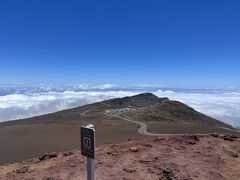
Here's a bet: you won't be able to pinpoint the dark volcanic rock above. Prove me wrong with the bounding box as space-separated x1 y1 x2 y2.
159 169 174 180
230 152 239 158
16 166 29 174
39 152 57 161
187 136 200 145
107 151 117 155
187 139 196 145
211 133 220 138
143 143 153 148
229 134 238 139
63 151 73 157
69 163 76 168
44 177 54 180
193 135 200 141
221 134 234 142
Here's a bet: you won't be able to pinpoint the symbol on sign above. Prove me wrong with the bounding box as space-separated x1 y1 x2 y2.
83 137 91 149
81 126 95 159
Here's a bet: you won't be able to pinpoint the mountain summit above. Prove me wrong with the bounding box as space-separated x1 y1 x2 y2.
104 93 231 128
104 93 166 107
0 93 238 165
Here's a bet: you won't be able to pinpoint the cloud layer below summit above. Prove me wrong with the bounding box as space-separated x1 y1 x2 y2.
0 85 239 128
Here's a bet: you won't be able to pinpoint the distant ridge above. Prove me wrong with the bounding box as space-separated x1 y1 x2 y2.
103 93 232 128
104 93 168 108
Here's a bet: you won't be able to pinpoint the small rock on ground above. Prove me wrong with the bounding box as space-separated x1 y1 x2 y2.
159 169 174 180
123 168 136 173
129 147 139 152
39 152 57 161
16 166 29 174
63 151 74 157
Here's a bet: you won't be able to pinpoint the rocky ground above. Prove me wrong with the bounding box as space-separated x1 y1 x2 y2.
1 134 240 180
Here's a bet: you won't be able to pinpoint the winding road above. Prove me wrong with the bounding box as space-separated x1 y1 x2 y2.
80 103 194 136
80 102 240 136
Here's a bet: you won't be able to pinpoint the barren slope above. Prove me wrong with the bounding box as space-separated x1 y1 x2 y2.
1 135 240 180
0 93 238 165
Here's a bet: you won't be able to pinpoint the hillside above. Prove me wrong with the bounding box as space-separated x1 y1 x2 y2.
133 101 229 126
0 93 239 165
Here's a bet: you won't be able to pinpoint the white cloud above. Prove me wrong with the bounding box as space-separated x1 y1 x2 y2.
70 84 115 90
157 90 174 93
0 90 139 122
94 84 114 89
0 87 239 128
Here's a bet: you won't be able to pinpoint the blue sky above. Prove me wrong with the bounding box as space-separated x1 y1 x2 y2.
0 0 240 88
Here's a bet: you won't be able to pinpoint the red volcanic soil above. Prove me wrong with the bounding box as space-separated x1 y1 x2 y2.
1 135 240 180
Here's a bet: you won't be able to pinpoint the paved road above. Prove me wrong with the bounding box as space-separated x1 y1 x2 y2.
80 103 167 136
80 102 240 136
80 103 192 136
110 114 172 136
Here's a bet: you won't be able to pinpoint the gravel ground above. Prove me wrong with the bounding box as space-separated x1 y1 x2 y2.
1 135 240 180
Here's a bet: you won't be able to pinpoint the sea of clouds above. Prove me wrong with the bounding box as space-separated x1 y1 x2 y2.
0 84 239 128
